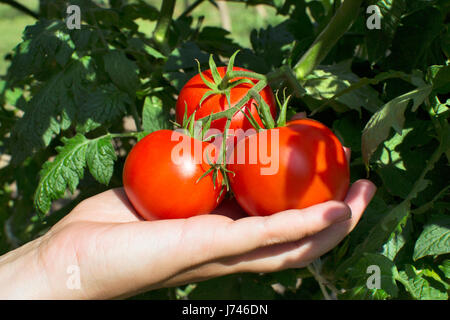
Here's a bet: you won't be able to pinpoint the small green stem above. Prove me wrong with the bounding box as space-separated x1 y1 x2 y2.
218 75 230 90
307 264 332 300
197 79 268 123
412 186 450 214
109 132 142 139
179 0 204 18
293 0 363 80
153 0 176 54
227 70 267 81
0 0 39 19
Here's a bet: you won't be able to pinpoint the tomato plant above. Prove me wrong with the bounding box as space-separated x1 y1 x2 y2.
228 119 349 216
123 129 223 220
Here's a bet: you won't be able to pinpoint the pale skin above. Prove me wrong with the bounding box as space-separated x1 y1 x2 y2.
0 145 376 299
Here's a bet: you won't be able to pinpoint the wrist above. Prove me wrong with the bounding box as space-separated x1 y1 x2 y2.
0 237 53 299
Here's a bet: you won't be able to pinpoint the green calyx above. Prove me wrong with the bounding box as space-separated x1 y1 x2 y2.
172 103 214 142
245 87 293 131
196 50 261 110
275 88 292 128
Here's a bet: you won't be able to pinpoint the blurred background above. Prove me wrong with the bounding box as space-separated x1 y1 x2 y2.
0 0 284 75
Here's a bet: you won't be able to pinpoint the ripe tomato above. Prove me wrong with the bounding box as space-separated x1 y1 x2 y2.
175 66 276 134
123 130 224 220
227 119 350 216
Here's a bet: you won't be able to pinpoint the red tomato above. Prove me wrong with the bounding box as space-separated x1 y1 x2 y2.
123 130 223 220
175 66 276 135
227 119 350 216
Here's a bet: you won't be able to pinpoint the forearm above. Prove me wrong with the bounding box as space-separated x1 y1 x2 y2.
0 238 52 299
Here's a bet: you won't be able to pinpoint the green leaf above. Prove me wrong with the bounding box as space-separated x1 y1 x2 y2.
314 70 420 115
197 26 240 57
103 50 139 96
438 260 450 279
337 200 411 277
381 212 411 261
163 42 210 91
86 136 116 186
34 133 118 213
10 58 90 164
413 215 450 261
127 38 165 60
361 85 432 165
365 0 406 63
142 96 170 133
442 28 450 59
375 125 432 199
164 41 209 72
341 285 390 300
77 84 131 133
332 112 362 152
385 6 445 72
421 265 450 291
34 134 90 214
303 60 383 114
249 20 300 71
120 2 159 21
397 264 448 300
345 253 399 299
8 20 74 82
0 81 23 107
70 27 96 51
428 65 450 94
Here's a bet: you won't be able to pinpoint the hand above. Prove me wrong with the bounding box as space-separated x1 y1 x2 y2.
0 153 375 299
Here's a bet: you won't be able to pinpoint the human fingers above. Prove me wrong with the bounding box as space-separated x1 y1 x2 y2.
160 180 376 286
225 179 377 271
343 147 351 163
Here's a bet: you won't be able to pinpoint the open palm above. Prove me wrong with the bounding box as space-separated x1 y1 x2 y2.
30 171 375 299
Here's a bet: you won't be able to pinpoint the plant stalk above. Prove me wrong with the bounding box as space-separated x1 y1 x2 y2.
153 0 176 55
293 0 363 80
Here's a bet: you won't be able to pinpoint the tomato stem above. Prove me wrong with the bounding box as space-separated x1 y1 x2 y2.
293 0 363 80
153 0 176 55
197 79 268 124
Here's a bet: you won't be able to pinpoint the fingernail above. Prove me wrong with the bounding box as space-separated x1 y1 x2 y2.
330 204 352 223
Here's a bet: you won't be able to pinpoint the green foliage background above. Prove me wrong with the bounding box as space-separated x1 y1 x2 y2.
0 0 449 300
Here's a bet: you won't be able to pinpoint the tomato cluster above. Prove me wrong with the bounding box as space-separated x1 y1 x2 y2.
123 57 349 220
